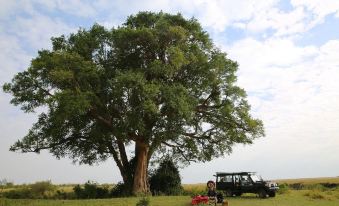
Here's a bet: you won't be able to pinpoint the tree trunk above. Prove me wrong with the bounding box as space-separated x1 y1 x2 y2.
132 141 150 195
120 169 134 195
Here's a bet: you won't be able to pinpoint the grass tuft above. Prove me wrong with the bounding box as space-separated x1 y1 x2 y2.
304 190 325 199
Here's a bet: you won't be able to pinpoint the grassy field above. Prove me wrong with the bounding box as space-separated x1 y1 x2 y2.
1 190 339 206
183 176 339 191
1 177 339 206
276 177 339 185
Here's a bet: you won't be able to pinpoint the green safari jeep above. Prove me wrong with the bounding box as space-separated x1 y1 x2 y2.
215 172 279 198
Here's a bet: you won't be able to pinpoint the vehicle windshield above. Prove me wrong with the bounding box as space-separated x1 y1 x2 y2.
251 174 263 182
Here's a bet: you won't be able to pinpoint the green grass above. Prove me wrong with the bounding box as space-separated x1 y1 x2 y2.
0 196 186 206
276 177 339 185
2 177 339 206
1 191 339 206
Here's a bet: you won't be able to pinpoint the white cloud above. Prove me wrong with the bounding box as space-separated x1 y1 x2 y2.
229 37 317 80
5 0 338 37
181 37 339 182
0 35 31 84
91 0 279 32
0 0 98 22
279 0 339 35
239 0 339 37
12 13 75 51
26 0 97 18
0 1 17 20
221 37 339 179
291 0 339 19
2 0 339 183
195 0 279 31
54 0 97 18
89 0 339 39
246 6 308 36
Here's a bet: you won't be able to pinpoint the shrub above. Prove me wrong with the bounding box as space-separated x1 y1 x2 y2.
304 190 325 199
83 181 98 198
3 181 55 199
320 183 338 189
30 181 55 198
289 183 304 190
136 196 150 206
277 183 290 194
73 181 109 199
55 189 75 199
3 187 33 199
111 182 129 197
335 192 339 199
73 184 83 198
304 184 327 191
96 186 110 198
149 159 183 196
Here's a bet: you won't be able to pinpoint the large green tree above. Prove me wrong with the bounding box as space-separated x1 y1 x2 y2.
3 12 264 195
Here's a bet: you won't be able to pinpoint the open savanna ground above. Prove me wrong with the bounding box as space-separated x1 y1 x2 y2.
1 177 339 206
276 177 339 185
1 190 339 206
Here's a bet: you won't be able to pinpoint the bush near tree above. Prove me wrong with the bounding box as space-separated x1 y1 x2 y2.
73 181 109 199
149 159 183 195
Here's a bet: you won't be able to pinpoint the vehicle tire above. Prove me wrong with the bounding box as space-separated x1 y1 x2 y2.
224 189 233 197
258 189 267 198
268 191 276 197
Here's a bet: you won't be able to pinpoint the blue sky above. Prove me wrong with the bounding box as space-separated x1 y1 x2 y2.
1 0 339 184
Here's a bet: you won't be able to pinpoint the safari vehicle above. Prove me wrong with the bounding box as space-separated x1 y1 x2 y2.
215 172 279 198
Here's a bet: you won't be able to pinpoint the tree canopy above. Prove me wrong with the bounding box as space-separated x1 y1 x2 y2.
3 12 264 194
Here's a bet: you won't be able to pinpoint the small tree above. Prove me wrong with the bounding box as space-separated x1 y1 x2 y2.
149 159 183 195
30 181 55 197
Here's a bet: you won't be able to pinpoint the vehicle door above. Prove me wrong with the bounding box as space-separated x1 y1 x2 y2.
216 175 233 191
233 174 241 192
239 174 254 193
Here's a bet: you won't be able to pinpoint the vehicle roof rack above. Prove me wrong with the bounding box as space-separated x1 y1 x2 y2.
215 172 256 175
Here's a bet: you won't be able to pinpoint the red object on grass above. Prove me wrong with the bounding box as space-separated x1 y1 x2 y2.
191 195 209 205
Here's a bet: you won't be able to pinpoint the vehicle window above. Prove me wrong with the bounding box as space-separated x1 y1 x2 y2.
217 176 225 182
234 175 241 186
217 175 232 182
240 175 252 186
225 175 233 183
218 176 223 182
251 175 262 182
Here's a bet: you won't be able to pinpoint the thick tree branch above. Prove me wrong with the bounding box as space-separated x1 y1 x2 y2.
89 108 113 129
161 141 196 162
116 139 129 168
38 86 53 97
107 143 124 171
12 136 74 153
195 89 221 111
